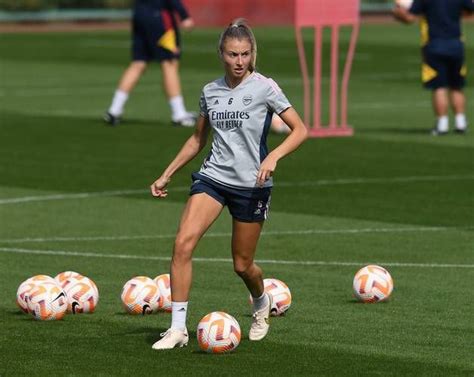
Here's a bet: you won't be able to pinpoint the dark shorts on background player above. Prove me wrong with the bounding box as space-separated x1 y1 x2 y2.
132 12 181 62
422 43 466 90
189 173 272 223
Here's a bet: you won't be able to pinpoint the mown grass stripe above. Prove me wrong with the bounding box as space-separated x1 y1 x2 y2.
1 174 474 205
1 246 472 269
0 225 473 244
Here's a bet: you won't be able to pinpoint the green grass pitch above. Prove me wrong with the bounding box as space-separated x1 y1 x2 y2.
0 21 473 376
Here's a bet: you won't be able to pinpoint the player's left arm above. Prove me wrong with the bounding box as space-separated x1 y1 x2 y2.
256 107 307 187
150 116 210 197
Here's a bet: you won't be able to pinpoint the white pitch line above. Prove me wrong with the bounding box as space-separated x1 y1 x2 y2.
0 246 472 269
0 225 473 244
0 189 148 204
1 174 473 205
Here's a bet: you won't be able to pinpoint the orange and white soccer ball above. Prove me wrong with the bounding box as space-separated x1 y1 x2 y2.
26 281 68 320
16 275 57 313
264 278 292 316
249 278 292 316
121 276 161 315
55 271 83 284
56 274 99 314
353 265 394 303
197 311 241 353
153 273 171 312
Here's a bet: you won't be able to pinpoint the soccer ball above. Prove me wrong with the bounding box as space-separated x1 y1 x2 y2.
16 275 57 313
395 0 413 9
353 265 394 303
56 274 99 314
27 281 68 320
153 273 171 312
197 311 241 353
264 278 292 316
121 276 161 315
55 271 83 283
249 278 292 316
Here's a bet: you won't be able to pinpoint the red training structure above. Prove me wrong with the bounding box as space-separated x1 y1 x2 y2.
294 0 360 137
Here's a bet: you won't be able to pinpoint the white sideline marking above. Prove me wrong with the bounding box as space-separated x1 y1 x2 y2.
0 246 472 269
1 174 473 205
0 225 473 244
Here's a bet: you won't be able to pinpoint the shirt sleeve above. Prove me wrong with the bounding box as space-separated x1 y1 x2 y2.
199 90 208 118
265 79 291 115
169 0 190 20
409 0 424 15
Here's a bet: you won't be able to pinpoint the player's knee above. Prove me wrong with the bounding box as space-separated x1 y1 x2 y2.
173 233 197 261
233 260 253 278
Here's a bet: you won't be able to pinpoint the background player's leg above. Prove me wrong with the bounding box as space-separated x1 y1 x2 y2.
105 61 147 124
117 61 147 93
432 88 449 135
450 89 467 132
161 59 196 126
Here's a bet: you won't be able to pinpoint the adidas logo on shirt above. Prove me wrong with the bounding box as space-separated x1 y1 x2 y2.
213 99 219 105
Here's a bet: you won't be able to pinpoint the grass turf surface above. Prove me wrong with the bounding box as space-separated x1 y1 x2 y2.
0 22 473 376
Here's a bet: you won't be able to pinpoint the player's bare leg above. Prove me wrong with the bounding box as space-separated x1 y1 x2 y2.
231 220 272 341
161 59 196 127
431 88 449 135
118 61 148 92
171 193 223 302
450 89 467 133
153 193 223 350
105 61 147 125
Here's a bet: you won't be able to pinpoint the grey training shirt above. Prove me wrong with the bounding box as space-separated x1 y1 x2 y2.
198 72 291 189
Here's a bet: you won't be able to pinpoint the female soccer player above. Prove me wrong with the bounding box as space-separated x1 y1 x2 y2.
150 18 308 350
104 0 196 127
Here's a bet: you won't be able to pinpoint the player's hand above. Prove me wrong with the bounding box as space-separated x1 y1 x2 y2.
181 17 195 31
150 176 170 198
257 156 277 187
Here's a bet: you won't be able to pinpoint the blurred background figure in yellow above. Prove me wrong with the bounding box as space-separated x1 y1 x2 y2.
104 0 196 127
393 0 474 135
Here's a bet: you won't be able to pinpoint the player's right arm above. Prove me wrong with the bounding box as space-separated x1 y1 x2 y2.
392 0 421 24
392 5 418 24
150 116 210 198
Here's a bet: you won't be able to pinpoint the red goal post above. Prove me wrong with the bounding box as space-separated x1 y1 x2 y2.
294 0 360 137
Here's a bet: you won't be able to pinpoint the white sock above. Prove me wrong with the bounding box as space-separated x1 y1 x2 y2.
108 90 129 116
169 95 187 121
455 113 467 130
436 115 449 132
170 301 188 330
252 292 269 313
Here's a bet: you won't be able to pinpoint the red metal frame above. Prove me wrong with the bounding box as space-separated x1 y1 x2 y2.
294 0 360 137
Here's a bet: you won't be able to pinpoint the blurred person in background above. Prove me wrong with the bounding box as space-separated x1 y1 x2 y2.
393 0 474 135
149 18 307 350
104 0 196 127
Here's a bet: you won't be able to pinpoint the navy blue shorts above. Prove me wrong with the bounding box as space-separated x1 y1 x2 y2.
131 10 181 62
422 48 465 90
189 173 272 223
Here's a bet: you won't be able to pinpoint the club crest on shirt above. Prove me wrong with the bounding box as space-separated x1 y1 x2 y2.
242 94 253 106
